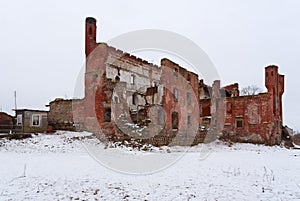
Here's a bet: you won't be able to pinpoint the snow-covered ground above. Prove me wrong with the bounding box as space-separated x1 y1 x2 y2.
0 131 299 201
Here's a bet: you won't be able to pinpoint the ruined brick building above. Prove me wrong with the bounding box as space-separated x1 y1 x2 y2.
199 66 284 145
71 17 284 146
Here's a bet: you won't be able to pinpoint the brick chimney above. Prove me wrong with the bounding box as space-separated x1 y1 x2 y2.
85 17 97 57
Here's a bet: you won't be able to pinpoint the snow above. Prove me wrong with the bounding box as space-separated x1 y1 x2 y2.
0 131 300 200
293 143 300 149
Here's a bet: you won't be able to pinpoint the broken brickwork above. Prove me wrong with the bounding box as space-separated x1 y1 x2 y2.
199 66 284 145
47 99 76 131
70 17 285 146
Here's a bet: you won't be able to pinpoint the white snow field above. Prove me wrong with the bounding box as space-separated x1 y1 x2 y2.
0 131 299 201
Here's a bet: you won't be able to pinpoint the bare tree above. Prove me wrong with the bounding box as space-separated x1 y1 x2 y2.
241 85 262 96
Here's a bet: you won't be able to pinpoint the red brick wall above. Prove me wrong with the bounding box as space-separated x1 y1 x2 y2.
199 66 284 145
160 58 199 135
223 94 273 143
76 17 285 146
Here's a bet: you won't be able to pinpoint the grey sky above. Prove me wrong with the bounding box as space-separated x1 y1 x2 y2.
1 0 299 130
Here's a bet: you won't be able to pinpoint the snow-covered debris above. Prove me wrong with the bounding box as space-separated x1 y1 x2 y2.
0 131 300 200
0 131 96 154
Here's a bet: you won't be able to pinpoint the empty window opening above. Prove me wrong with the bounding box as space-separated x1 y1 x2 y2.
132 94 138 105
187 115 192 125
173 88 178 101
187 74 191 82
114 96 119 103
172 112 179 130
130 74 136 84
104 108 111 122
236 119 243 128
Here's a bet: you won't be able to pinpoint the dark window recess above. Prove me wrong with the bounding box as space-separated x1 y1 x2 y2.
104 109 111 122
236 119 243 128
188 115 192 125
187 115 192 125
172 112 179 129
132 94 137 105
130 74 135 84
187 74 191 82
114 96 119 103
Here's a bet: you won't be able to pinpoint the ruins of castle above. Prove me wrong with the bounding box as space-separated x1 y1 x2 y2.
67 17 284 146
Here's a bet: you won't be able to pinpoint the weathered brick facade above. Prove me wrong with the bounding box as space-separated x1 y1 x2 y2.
71 17 285 146
48 99 76 131
199 66 284 145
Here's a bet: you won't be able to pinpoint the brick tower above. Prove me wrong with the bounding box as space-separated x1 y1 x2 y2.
265 65 284 144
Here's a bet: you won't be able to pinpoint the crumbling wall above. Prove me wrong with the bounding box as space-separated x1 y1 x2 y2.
199 66 284 145
222 93 274 144
77 17 285 146
224 83 239 97
160 58 200 146
48 99 75 131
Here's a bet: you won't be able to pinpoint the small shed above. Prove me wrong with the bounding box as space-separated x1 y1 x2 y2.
0 112 14 133
14 109 48 133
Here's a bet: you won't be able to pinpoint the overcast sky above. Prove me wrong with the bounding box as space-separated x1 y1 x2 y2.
1 0 300 130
